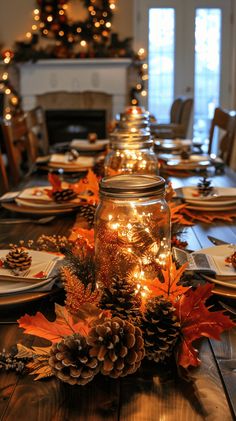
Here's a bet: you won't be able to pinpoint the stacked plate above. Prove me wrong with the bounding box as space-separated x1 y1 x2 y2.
36 153 95 172
0 250 63 306
194 245 236 298
160 154 211 170
0 186 83 215
154 138 192 155
175 186 236 211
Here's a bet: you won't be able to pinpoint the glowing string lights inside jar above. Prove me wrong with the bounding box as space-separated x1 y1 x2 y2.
95 175 171 292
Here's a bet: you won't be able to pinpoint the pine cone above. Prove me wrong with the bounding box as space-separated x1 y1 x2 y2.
5 247 32 272
93 159 105 178
197 177 213 197
225 251 236 270
77 204 96 228
48 334 99 386
99 275 141 322
87 317 145 378
52 188 77 202
141 296 180 363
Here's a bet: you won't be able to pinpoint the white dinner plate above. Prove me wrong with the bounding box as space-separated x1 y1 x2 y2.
175 186 236 204
203 274 236 290
186 203 236 211
161 154 211 170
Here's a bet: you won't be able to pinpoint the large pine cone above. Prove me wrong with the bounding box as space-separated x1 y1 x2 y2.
5 248 32 272
99 275 141 322
48 334 100 385
52 188 77 202
141 296 180 363
87 317 145 378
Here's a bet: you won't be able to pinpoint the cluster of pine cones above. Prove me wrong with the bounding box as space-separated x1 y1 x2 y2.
49 315 144 385
49 275 180 386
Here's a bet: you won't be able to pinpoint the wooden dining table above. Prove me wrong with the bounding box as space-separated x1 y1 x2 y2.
0 166 236 421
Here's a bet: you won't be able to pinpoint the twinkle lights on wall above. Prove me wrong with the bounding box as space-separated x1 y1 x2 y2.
129 48 148 106
0 51 21 121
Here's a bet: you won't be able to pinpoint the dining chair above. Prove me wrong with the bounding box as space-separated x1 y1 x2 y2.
0 145 9 193
1 113 36 185
208 107 236 165
25 106 49 156
151 97 193 139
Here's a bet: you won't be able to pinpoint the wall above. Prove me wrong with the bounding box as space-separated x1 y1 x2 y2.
0 0 134 49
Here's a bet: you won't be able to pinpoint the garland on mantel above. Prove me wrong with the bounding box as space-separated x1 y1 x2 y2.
9 0 133 61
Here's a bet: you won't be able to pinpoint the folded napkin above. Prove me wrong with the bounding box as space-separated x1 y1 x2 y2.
71 139 109 151
49 154 94 168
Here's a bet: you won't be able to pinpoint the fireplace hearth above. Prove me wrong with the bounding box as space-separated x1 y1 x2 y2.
46 109 106 144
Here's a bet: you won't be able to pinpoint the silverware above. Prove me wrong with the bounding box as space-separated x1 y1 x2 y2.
207 236 230 246
0 216 55 225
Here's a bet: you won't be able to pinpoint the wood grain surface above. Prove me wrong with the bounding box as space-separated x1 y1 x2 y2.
0 169 236 420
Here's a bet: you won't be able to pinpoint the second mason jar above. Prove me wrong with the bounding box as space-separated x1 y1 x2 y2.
95 174 171 288
104 127 158 176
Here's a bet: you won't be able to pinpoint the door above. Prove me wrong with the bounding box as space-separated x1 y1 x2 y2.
134 0 233 142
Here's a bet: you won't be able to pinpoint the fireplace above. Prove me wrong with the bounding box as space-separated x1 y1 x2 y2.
18 58 132 119
46 109 106 144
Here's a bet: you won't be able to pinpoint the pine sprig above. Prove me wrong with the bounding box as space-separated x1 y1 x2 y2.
60 247 96 290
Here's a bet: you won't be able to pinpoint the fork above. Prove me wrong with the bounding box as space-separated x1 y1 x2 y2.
0 216 55 224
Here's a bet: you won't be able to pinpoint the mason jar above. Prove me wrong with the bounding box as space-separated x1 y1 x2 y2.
117 105 150 131
104 127 158 176
95 174 171 289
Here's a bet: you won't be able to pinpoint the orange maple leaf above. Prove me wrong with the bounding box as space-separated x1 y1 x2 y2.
143 257 190 302
71 169 99 204
175 283 236 368
18 303 90 343
68 226 94 249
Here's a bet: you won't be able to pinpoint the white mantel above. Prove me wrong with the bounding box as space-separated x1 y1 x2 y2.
18 58 132 118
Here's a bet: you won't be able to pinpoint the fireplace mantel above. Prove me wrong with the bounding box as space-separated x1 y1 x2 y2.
18 58 132 118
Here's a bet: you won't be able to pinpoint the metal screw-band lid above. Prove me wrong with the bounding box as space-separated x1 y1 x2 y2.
99 175 166 198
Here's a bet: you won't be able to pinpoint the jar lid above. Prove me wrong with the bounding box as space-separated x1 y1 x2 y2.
100 175 166 198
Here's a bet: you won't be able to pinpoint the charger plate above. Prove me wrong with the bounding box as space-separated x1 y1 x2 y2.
1 202 75 215
211 284 236 298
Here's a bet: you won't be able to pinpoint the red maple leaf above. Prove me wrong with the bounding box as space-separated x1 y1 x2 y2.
175 283 236 368
48 173 62 193
33 271 46 278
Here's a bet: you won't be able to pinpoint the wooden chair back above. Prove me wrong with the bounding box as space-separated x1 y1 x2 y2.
178 97 193 138
208 107 236 165
0 146 9 193
25 106 49 156
170 97 183 124
1 113 36 185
